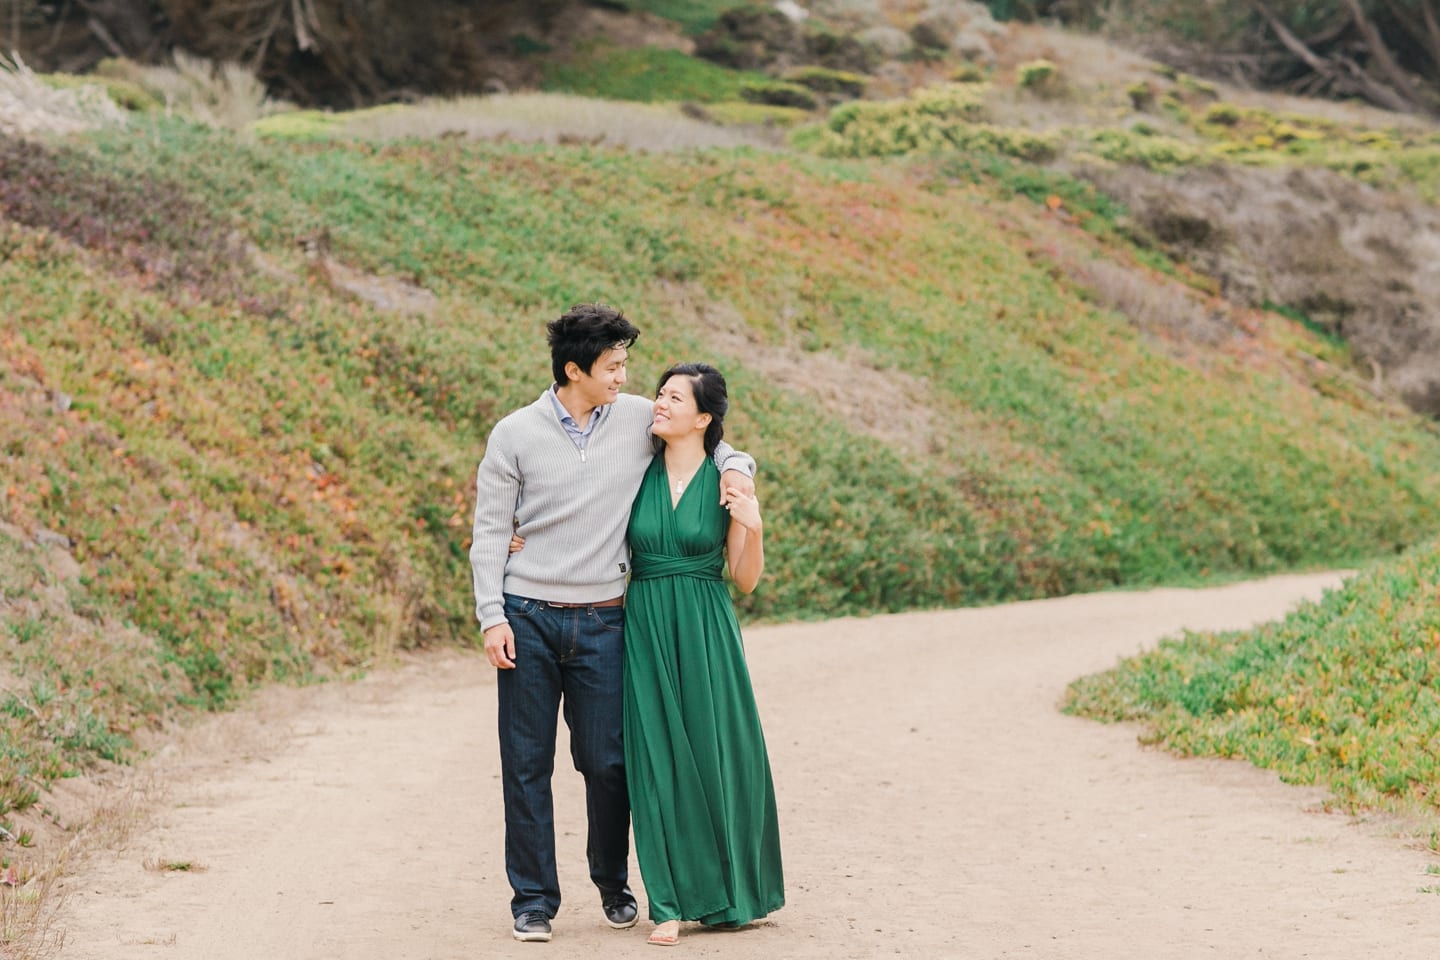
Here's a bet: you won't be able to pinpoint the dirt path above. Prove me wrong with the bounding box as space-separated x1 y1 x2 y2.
48 573 1440 959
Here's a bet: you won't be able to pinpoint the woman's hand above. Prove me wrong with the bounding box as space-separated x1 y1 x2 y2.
722 487 762 533
508 533 525 554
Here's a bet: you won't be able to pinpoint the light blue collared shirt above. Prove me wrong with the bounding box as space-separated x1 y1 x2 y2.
548 385 605 454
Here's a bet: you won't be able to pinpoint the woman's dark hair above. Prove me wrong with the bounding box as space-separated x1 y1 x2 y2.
652 362 728 457
546 302 640 385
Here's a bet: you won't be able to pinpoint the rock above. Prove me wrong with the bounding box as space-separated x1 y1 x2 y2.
774 0 809 23
952 28 996 65
910 14 953 52
34 528 73 549
694 6 806 71
857 25 913 59
809 0 886 29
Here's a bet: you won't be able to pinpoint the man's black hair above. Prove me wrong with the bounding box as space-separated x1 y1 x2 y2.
546 303 640 385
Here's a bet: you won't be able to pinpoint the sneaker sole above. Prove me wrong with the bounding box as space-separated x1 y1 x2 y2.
513 929 552 942
605 915 639 930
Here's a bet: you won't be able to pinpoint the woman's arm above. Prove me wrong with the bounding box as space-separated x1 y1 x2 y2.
724 488 765 594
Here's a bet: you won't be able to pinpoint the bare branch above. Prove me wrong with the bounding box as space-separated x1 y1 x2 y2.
85 15 125 58
1246 0 1420 112
1423 0 1440 73
246 2 284 68
1244 0 1335 74
1341 0 1420 96
1336 52 1417 111
292 0 317 53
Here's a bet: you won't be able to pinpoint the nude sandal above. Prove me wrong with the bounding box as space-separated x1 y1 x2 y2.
647 921 680 946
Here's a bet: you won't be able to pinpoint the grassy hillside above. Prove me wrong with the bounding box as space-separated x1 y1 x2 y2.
4 109 1437 754
3 6 1440 921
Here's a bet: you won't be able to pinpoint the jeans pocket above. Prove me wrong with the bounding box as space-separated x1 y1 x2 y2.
504 594 539 620
590 605 625 634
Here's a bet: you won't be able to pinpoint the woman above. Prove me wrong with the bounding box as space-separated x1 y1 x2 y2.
623 362 784 946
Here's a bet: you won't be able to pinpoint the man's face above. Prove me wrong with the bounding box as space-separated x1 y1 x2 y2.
569 345 629 409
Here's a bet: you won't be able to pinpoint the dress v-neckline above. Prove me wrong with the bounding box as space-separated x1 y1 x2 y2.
664 458 705 511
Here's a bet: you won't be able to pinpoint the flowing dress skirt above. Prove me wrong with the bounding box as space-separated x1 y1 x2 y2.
623 457 784 924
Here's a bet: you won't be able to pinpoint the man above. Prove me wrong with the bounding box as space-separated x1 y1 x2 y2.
469 303 756 943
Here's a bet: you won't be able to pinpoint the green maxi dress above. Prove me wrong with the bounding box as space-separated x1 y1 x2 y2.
623 456 785 925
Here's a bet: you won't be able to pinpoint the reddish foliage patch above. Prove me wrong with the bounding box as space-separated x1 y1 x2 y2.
0 138 264 309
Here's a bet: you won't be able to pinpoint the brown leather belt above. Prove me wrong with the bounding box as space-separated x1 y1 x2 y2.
541 596 624 609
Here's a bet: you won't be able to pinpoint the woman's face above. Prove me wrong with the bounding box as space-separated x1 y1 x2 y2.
652 375 708 442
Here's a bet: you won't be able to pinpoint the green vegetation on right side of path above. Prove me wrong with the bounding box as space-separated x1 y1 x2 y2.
1066 541 1440 818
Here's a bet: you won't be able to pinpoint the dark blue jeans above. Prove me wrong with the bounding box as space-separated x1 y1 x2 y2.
497 594 630 919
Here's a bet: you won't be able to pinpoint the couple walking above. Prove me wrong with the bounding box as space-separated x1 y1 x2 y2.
469 303 785 946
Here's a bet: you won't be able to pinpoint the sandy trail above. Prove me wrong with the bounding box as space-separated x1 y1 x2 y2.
48 572 1440 959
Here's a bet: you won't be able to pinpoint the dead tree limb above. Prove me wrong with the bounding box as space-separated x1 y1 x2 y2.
1246 0 1419 112
1244 0 1336 73
1341 0 1421 98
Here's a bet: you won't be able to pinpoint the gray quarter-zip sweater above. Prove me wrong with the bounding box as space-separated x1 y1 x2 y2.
470 390 754 631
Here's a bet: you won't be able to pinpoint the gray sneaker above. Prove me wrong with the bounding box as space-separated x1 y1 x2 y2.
513 912 552 942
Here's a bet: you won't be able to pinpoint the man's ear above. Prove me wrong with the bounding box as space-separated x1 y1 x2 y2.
564 360 582 383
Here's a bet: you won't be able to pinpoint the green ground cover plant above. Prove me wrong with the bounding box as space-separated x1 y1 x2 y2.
810 84 1058 161
3 89 1440 846
542 43 766 103
1065 539 1440 815
606 0 739 35
797 76 1440 204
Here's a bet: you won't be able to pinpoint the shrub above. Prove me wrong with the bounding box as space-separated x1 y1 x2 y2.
952 62 987 84
804 23 878 73
1085 128 1202 171
693 5 805 70
1127 81 1156 111
781 65 868 100
42 71 159 113
1203 103 1241 126
706 100 812 127
809 84 1065 160
1177 73 1219 102
1017 59 1059 94
739 79 819 111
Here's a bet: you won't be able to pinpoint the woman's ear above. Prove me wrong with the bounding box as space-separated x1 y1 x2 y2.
695 412 712 431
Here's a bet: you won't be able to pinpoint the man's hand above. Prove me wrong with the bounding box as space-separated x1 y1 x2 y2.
484 622 516 669
719 469 756 505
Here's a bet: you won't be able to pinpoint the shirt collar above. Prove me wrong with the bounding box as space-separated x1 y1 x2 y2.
548 385 609 429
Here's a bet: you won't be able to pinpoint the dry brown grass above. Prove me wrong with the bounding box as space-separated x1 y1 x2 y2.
0 775 159 960
1 866 66 960
1078 163 1440 414
336 93 777 151
653 278 1059 477
0 55 126 138
657 279 939 459
96 52 290 130
141 857 207 873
